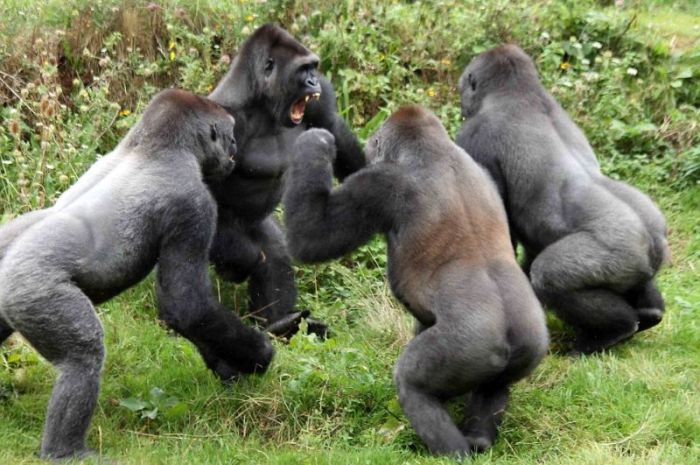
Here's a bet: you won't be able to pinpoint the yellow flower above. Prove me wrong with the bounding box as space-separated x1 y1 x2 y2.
560 62 571 71
440 58 451 66
168 40 176 51
246 15 254 22
206 84 213 92
170 50 176 61
427 88 436 97
119 109 131 117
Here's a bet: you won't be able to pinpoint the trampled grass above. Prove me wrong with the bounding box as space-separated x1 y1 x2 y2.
1 0 699 464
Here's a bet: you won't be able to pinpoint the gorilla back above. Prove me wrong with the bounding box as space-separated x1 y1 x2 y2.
456 44 669 354
283 106 548 456
205 24 365 336
0 89 273 460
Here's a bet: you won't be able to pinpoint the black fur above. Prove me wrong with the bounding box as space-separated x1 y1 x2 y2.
282 106 548 456
207 24 365 337
0 89 273 460
456 45 669 354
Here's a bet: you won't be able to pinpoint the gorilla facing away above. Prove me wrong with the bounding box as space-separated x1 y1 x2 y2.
0 90 273 460
207 24 366 337
283 107 548 456
456 45 669 354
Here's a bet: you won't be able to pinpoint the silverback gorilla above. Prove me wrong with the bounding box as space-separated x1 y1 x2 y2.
0 90 273 460
282 106 548 456
207 24 365 336
456 45 669 354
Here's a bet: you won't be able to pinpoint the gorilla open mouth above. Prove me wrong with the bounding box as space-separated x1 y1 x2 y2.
290 92 321 124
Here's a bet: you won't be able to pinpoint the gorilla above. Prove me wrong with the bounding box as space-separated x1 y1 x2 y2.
282 106 548 456
456 44 669 354
0 89 273 460
207 24 366 337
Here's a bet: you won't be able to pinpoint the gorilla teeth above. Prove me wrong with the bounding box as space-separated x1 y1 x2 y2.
304 95 310 103
312 93 321 100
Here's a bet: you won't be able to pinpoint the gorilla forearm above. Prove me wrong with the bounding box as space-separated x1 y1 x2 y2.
284 131 385 263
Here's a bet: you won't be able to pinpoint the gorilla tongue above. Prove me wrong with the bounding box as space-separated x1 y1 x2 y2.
290 93 321 124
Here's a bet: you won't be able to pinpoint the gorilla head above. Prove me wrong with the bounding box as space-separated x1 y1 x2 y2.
211 24 322 128
124 89 237 181
365 105 449 164
458 44 540 118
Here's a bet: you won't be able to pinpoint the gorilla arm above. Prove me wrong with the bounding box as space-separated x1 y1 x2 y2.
304 77 366 180
155 194 273 380
283 129 403 263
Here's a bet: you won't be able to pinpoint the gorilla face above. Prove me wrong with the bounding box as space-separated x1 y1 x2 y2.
200 114 236 181
458 66 479 118
253 25 323 127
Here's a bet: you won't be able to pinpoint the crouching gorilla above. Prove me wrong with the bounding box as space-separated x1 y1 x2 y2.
282 107 548 456
456 45 669 354
207 24 366 337
0 89 273 460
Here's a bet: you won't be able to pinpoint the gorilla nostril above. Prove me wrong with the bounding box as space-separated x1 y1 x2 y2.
306 77 319 88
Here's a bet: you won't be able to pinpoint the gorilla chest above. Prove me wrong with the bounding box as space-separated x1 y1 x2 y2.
214 127 303 216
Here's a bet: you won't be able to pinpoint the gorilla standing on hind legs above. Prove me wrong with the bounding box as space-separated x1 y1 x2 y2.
456 44 669 354
207 24 366 337
283 107 548 456
0 90 273 460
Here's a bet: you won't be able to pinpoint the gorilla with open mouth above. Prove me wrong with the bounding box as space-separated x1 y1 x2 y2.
207 24 366 337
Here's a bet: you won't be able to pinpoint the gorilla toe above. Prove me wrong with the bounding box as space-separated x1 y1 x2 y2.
265 310 330 339
636 307 663 332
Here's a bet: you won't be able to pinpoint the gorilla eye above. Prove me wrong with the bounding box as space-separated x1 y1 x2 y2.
264 58 275 76
210 126 217 142
468 73 477 91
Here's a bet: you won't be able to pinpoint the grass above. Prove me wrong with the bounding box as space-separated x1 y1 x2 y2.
1 0 699 464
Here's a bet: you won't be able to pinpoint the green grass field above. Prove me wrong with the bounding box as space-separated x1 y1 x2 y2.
1 1 699 464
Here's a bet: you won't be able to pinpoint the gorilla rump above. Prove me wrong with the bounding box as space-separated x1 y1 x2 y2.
282 106 548 456
206 24 366 337
456 44 669 354
0 90 273 460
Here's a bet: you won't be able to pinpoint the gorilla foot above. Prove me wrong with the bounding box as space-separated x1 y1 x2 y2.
265 310 329 339
40 447 97 463
636 307 663 332
464 433 495 454
573 323 638 354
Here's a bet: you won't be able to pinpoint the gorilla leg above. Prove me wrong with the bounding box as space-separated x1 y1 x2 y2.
247 217 328 338
625 279 664 332
7 282 104 459
460 385 509 452
530 232 640 353
247 217 296 325
210 210 263 283
394 310 510 456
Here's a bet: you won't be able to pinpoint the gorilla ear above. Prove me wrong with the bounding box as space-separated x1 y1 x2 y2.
210 125 218 142
468 73 477 91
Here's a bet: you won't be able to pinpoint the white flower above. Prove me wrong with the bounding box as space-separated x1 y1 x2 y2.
592 42 603 49
626 67 638 76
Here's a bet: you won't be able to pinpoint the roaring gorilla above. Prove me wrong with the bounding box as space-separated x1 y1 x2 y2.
456 45 669 354
0 90 273 460
282 107 548 456
206 24 365 337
